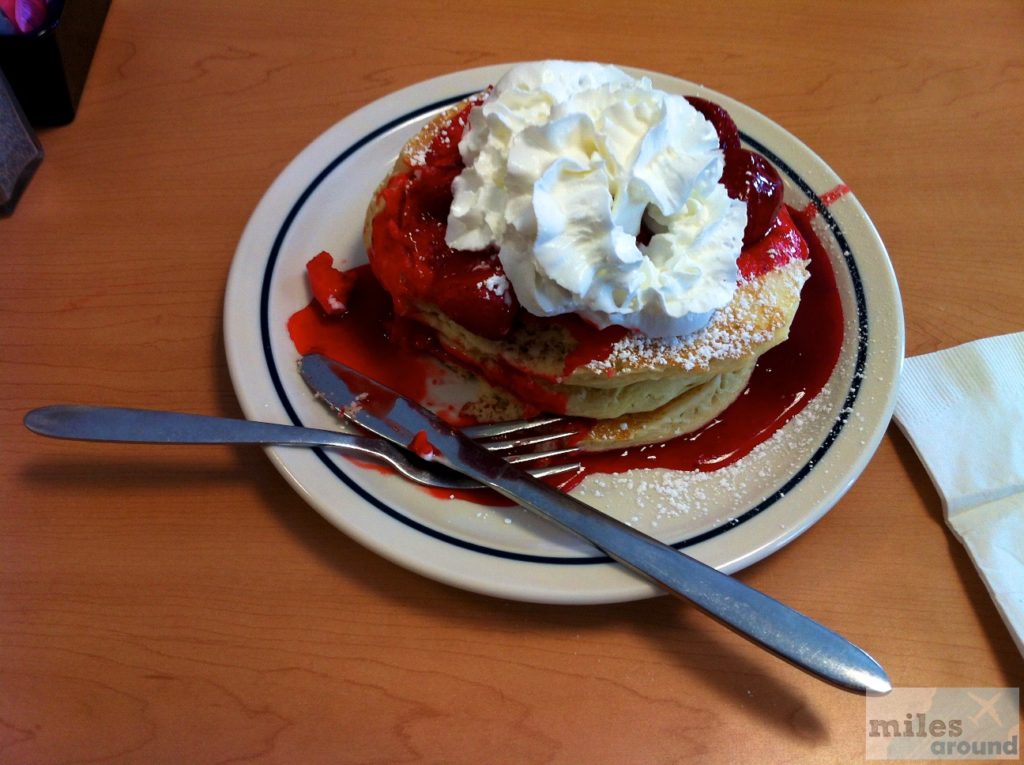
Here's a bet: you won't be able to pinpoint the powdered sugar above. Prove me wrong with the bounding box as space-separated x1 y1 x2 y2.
477 273 509 297
406 145 428 168
569 354 853 537
343 391 369 415
404 100 473 169
582 267 805 375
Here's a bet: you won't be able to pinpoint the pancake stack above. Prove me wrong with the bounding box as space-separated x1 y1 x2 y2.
364 97 810 451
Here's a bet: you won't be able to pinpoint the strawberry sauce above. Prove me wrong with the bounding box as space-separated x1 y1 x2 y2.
287 197 843 497
367 98 520 342
287 94 847 500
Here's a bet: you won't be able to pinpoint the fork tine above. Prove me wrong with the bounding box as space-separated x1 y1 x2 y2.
338 410 584 490
483 428 580 453
505 445 581 465
462 416 568 440
526 461 582 480
461 417 584 484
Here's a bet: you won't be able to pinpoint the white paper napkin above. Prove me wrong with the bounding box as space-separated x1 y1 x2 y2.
893 331 1024 656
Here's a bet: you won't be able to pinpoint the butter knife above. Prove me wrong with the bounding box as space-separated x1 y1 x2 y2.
299 353 891 695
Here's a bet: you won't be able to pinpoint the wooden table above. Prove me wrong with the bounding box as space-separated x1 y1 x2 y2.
4 2 1022 762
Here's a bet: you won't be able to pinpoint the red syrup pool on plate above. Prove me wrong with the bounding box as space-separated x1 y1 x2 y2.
286 189 847 503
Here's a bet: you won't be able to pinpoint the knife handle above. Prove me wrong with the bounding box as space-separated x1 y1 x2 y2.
24 404 365 445
23 403 436 469
484 472 891 695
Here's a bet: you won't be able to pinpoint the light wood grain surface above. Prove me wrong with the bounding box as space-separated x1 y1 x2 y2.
3 1 1022 763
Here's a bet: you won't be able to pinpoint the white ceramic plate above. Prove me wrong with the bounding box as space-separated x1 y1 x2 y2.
224 64 904 604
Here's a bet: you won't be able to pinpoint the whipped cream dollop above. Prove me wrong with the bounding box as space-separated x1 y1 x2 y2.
445 61 747 338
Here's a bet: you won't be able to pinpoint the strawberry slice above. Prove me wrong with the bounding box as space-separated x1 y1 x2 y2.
410 430 438 460
721 147 784 248
432 253 519 340
685 95 741 151
306 251 358 316
686 96 785 247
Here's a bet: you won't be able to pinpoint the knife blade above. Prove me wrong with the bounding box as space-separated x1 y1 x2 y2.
299 353 891 695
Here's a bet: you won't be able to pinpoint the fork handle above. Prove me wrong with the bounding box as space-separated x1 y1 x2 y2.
24 404 374 450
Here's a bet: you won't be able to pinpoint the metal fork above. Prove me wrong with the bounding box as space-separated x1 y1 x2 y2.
23 405 582 490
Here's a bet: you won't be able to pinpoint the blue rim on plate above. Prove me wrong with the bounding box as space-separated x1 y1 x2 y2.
225 64 903 603
257 96 868 565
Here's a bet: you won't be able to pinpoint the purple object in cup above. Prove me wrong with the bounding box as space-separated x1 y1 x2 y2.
0 1 51 34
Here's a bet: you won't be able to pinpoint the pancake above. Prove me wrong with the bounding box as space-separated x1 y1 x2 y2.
364 95 810 451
